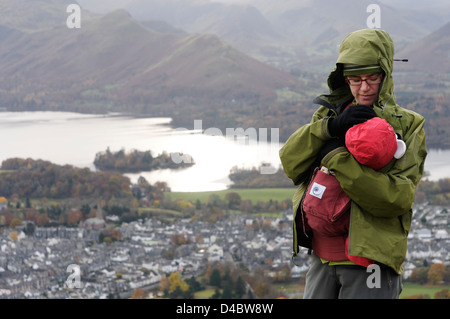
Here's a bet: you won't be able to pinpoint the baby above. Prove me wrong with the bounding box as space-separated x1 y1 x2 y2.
344 116 406 266
345 116 406 170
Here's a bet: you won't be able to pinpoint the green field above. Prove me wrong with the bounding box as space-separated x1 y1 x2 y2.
194 288 218 299
192 282 449 299
272 283 450 299
399 283 450 299
139 207 183 217
165 188 296 204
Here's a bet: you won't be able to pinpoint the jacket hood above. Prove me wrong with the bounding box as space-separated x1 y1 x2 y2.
321 29 396 112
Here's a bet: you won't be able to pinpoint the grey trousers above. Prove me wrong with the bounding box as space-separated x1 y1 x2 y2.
303 253 402 299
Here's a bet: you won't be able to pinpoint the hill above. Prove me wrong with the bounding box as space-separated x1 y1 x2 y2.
76 1 450 79
124 0 294 70
396 21 450 74
112 0 442 73
0 7 301 132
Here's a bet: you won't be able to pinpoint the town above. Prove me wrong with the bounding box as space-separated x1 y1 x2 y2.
0 200 448 299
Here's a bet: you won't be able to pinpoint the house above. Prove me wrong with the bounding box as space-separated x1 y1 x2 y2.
417 229 432 240
0 197 7 210
435 229 448 239
207 244 223 262
81 217 105 230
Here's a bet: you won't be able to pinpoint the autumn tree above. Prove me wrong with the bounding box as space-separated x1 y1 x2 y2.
208 206 224 223
167 272 189 298
262 219 273 230
131 288 147 299
36 213 50 227
428 263 446 285
168 272 188 292
9 217 22 229
110 229 122 241
149 181 169 200
204 265 213 283
408 267 428 284
225 192 241 209
159 275 169 293
253 281 269 298
0 158 133 200
67 210 83 225
171 234 187 246
25 209 39 223
239 199 253 213
10 231 18 241
434 289 450 299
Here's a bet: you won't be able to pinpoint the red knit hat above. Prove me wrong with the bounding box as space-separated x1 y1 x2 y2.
345 117 400 170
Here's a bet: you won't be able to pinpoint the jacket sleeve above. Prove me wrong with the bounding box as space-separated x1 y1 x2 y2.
279 106 333 185
322 111 427 218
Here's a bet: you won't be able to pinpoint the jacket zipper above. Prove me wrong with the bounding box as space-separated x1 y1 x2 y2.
347 202 353 255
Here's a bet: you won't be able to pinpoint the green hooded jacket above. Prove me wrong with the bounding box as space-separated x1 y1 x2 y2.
279 29 427 274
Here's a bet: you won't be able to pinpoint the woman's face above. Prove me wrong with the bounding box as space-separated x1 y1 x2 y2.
346 73 382 105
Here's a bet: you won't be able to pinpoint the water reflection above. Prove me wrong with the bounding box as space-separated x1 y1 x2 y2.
422 148 450 182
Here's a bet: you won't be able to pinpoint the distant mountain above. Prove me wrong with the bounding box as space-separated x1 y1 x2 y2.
396 21 450 73
0 9 299 124
75 0 450 76
139 20 187 35
113 0 441 73
183 4 286 62
77 0 134 14
233 0 435 72
123 0 295 70
378 0 450 10
377 0 450 34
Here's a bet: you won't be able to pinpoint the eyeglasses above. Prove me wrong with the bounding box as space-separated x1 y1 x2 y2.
346 75 383 86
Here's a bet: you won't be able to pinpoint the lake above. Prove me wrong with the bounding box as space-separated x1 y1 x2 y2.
0 111 446 192
0 112 280 192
